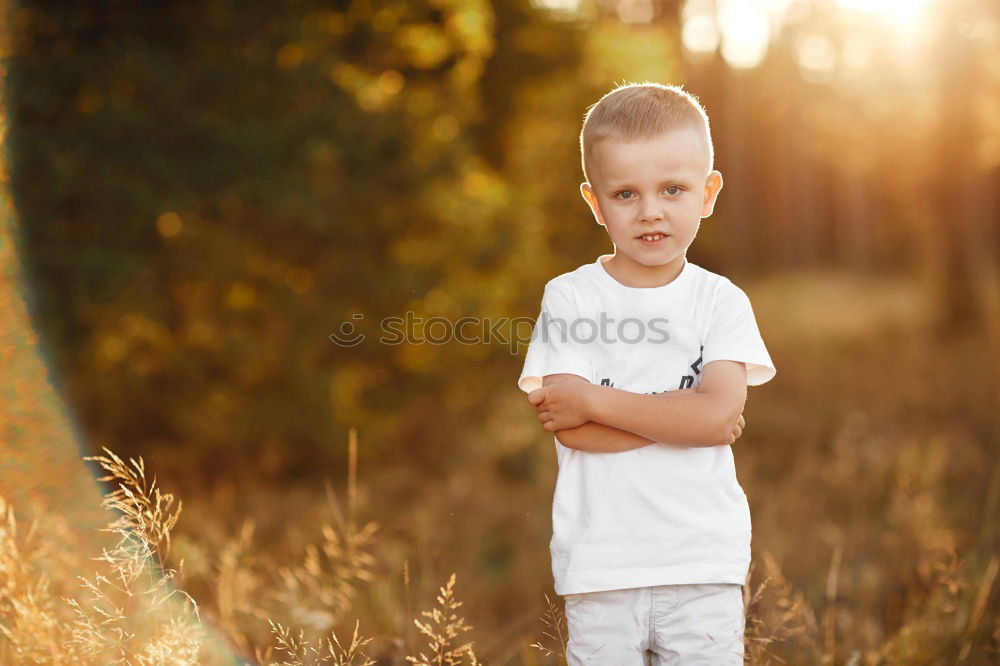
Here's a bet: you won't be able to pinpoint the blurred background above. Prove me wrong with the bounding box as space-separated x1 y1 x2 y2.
1 0 998 663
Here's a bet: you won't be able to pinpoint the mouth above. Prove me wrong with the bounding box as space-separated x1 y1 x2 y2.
636 232 669 244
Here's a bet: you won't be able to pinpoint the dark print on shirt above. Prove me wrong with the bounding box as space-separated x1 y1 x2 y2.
599 345 705 394
678 345 704 389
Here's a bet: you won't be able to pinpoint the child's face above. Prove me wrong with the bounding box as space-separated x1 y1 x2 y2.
580 128 723 284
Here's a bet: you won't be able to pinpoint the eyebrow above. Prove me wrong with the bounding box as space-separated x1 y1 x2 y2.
604 176 695 191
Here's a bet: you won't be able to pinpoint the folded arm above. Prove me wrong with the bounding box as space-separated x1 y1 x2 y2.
529 361 748 448
538 374 660 453
534 368 746 451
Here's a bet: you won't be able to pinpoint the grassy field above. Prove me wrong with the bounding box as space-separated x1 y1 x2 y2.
2 270 998 665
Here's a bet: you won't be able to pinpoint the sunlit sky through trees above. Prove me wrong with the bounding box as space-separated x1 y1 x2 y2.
534 0 942 72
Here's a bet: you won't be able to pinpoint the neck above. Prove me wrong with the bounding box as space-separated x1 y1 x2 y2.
602 254 686 288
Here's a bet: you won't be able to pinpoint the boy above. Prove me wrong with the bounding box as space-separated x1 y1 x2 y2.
518 82 776 665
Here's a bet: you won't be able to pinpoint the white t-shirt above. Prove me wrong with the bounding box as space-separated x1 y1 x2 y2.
518 254 776 595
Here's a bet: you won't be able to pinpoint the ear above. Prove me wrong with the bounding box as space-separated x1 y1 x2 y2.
701 171 724 217
580 182 605 226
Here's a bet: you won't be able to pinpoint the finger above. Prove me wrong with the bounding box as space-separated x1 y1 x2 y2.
737 414 745 428
527 389 546 405
536 411 551 424
733 425 742 439
543 420 558 432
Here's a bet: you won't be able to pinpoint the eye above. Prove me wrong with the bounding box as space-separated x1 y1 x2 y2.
614 190 634 200
664 186 681 196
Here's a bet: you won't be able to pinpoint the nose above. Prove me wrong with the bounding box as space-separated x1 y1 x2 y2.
638 198 664 223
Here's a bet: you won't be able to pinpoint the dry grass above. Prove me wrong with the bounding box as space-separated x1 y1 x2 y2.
3 323 999 665
528 595 567 663
265 618 376 665
0 447 202 665
3 433 996 665
405 573 479 666
0 432 484 665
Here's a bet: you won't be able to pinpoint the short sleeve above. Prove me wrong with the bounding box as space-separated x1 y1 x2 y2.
702 282 776 386
517 280 593 393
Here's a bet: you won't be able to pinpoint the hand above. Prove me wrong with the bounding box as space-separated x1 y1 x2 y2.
717 413 746 445
527 381 593 432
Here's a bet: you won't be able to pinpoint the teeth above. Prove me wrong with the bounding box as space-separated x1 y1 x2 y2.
641 234 663 241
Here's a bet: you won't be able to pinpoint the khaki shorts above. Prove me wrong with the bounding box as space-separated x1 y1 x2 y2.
563 583 745 665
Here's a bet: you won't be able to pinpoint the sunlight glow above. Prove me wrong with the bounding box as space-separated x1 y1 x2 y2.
834 0 935 72
834 0 932 26
681 0 718 59
680 0 939 75
718 0 771 69
617 0 656 24
840 32 875 74
529 0 581 16
682 14 720 58
795 34 836 83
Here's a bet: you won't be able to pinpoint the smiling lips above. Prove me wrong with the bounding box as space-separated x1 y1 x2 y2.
637 232 668 243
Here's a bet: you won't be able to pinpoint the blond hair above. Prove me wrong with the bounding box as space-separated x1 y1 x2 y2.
580 82 714 186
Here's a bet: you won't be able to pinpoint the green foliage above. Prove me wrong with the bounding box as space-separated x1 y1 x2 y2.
6 0 594 473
